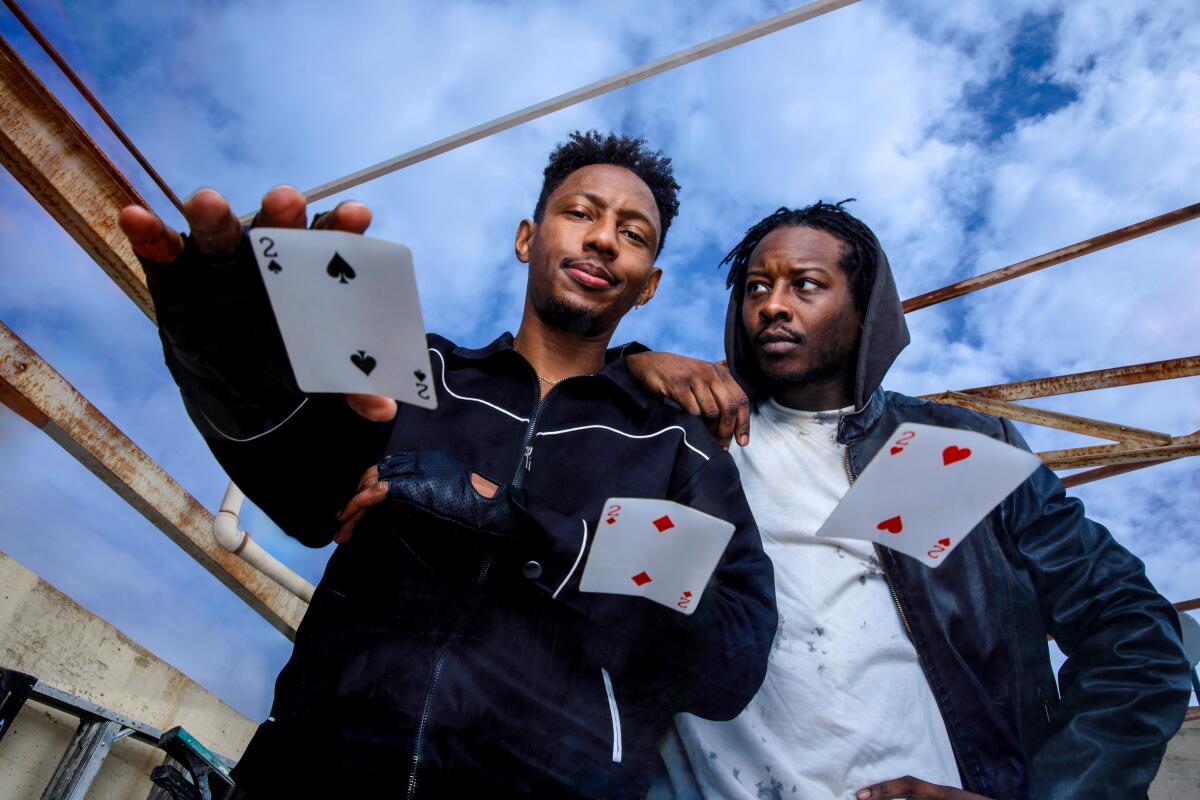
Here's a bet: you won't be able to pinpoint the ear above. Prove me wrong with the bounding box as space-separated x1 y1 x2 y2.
634 267 663 307
514 218 536 264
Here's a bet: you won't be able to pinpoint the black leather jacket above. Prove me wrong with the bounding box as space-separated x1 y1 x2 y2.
840 387 1189 799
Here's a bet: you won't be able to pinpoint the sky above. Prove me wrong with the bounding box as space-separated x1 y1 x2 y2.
0 0 1197 724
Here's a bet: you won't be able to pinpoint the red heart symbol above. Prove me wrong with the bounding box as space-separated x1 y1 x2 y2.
942 446 971 466
890 446 903 455
876 516 903 534
938 537 951 547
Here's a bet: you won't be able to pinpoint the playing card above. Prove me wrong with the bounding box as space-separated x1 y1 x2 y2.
815 423 1041 567
248 228 437 409
578 498 735 615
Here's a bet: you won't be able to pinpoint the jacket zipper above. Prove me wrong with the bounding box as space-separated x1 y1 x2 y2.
408 365 564 797
405 556 493 799
841 447 975 793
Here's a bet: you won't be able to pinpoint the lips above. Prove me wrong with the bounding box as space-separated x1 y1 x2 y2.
755 328 805 355
562 259 616 289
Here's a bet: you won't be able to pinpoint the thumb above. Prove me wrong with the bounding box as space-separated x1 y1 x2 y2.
346 393 397 422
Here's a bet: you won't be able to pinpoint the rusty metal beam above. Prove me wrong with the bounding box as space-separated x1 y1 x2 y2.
902 204 1200 313
0 320 305 638
0 33 153 320
925 391 1171 446
1059 459 1174 489
928 356 1200 402
1042 442 1200 471
1178 598 1200 614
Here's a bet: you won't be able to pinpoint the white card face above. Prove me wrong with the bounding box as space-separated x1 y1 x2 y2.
815 422 1041 568
578 498 736 615
248 228 437 410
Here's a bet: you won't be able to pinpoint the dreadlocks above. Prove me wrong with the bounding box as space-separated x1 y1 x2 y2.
534 130 681 256
720 200 881 314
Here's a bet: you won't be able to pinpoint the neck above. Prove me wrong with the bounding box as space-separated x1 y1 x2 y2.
770 372 855 412
513 299 611 391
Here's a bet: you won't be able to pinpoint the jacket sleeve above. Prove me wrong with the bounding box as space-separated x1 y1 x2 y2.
514 451 778 721
144 235 394 547
998 419 1190 797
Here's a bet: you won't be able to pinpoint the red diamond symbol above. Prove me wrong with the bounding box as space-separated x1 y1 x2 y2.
631 571 652 586
683 591 692 598
652 515 675 532
606 517 617 525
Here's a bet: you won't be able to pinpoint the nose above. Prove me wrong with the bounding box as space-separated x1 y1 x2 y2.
583 217 618 261
759 281 792 322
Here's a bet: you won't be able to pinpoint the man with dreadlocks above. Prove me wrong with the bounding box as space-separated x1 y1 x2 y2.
118 130 776 798
629 201 1189 799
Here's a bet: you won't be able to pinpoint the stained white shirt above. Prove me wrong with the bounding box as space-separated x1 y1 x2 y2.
661 399 961 799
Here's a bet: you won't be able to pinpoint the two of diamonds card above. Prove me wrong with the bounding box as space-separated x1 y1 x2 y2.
814 422 1041 567
578 498 735 615
248 228 437 410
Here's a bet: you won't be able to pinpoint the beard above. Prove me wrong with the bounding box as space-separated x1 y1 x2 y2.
753 332 859 391
532 288 600 336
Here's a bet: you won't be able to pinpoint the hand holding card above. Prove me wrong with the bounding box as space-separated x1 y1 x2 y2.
815 423 1041 568
579 498 735 615
248 228 437 410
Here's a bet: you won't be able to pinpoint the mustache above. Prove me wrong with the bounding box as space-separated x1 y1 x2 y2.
753 326 806 346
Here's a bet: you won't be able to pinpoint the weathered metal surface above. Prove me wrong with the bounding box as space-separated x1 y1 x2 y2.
903 203 1200 312
1 0 182 212
1177 598 1200 614
928 356 1200 402
925 391 1171 446
295 0 861 208
1043 442 1200 471
1059 459 1172 489
0 320 305 638
0 34 154 320
40 718 127 800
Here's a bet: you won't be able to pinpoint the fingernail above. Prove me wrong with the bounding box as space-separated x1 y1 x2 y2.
856 790 871 800
738 435 749 446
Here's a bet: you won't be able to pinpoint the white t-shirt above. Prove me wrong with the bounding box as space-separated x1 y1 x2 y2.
662 399 961 799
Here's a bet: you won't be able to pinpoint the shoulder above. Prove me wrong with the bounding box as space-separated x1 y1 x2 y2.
882 390 1011 441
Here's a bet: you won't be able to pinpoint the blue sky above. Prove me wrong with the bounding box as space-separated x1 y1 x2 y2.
1 0 1197 720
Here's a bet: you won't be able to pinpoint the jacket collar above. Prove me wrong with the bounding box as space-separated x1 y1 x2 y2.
837 385 888 444
449 332 655 409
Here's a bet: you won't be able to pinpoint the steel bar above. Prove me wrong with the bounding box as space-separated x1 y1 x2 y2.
0 34 153 320
1059 459 1173 489
1179 598 1200 614
925 391 1171 446
903 203 1200 312
40 718 127 800
293 0 861 208
1 0 182 212
927 356 1200 402
1039 431 1200 466
1041 442 1200 471
0 320 305 638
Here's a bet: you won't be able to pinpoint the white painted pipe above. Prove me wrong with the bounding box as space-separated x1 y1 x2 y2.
213 481 315 603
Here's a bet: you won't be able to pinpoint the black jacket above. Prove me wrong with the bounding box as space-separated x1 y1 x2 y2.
145 239 777 798
721 230 1189 798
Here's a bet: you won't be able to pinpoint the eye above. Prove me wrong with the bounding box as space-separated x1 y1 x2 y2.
746 280 769 295
796 278 819 291
566 208 591 220
622 228 646 244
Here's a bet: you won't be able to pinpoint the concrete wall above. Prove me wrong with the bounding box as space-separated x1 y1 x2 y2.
0 549 256 798
1152 716 1200 800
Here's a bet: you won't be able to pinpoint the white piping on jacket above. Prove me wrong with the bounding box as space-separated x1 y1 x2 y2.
535 424 710 462
552 519 589 599
430 348 528 422
201 397 311 443
601 667 622 763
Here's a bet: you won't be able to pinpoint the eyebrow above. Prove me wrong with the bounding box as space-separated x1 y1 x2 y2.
747 264 835 277
568 191 658 231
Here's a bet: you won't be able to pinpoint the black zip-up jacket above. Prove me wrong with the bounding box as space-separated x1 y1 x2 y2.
144 239 777 798
719 228 1189 798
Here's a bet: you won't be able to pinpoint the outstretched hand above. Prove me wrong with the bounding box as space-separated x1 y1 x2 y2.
856 776 991 800
625 352 750 449
117 186 398 423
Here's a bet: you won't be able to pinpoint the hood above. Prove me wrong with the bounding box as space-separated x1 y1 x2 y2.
723 231 910 411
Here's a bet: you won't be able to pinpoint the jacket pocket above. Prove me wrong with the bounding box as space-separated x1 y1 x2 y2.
601 667 623 763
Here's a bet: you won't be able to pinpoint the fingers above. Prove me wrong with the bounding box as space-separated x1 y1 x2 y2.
720 369 751 447
118 205 184 264
857 776 919 799
312 200 372 235
255 185 308 229
334 478 389 543
182 188 244 255
345 393 398 422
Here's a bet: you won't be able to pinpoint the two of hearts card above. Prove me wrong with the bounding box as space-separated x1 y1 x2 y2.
814 422 1041 567
248 228 437 410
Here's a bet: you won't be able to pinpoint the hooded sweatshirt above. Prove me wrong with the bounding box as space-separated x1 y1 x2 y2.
658 232 961 798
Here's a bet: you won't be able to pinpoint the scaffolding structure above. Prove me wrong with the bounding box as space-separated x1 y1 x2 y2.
0 0 1196 737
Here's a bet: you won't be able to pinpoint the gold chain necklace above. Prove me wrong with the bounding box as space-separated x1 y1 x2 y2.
534 368 589 386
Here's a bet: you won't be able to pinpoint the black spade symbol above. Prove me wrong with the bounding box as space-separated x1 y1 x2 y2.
413 369 427 382
267 259 283 273
350 350 376 375
326 252 356 284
